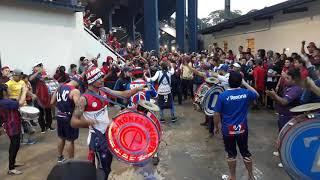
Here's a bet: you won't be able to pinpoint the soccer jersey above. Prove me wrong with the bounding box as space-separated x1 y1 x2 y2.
214 88 257 136
127 79 157 107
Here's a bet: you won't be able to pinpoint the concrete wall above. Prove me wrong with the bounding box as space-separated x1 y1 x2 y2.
0 2 116 75
201 1 320 54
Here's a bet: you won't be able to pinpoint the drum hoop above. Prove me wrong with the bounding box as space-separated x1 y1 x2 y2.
203 86 225 116
19 106 40 113
108 111 160 165
279 118 320 179
193 83 210 105
116 109 161 137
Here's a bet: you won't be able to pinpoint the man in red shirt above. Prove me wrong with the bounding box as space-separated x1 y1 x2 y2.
71 67 145 179
253 60 266 107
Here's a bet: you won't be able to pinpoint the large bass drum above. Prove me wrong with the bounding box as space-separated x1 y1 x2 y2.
202 85 224 116
36 79 59 108
193 82 210 111
107 105 161 166
278 110 320 179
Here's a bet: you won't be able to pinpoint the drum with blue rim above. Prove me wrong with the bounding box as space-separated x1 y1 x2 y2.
202 85 224 116
278 103 320 179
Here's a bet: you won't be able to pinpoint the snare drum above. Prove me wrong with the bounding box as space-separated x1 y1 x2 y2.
278 113 320 179
36 79 59 108
107 106 161 166
19 106 40 121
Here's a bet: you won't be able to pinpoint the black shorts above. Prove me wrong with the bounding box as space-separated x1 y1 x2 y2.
57 116 79 141
158 93 173 109
223 131 251 159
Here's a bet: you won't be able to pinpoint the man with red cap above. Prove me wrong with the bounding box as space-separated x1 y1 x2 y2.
71 67 145 180
127 67 157 107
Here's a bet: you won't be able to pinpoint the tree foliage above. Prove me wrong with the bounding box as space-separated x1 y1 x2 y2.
199 9 242 29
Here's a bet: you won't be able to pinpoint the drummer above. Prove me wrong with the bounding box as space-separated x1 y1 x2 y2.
266 68 303 132
187 63 230 89
70 67 145 180
186 64 229 135
127 67 157 107
4 69 26 101
50 75 83 163
0 82 28 175
6 70 38 145
29 62 55 133
266 68 303 167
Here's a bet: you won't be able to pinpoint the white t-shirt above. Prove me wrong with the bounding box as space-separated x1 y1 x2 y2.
267 69 276 82
147 68 174 95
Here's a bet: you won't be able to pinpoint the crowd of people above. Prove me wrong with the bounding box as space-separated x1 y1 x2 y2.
0 12 320 179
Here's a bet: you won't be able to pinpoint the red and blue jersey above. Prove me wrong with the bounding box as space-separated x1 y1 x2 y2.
56 84 76 117
0 99 21 136
82 92 110 134
127 79 157 107
214 88 257 136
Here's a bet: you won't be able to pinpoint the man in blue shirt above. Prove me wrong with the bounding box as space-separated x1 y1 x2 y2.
214 71 259 180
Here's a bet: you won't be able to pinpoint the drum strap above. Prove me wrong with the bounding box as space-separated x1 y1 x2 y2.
99 87 128 100
158 71 171 86
86 91 127 108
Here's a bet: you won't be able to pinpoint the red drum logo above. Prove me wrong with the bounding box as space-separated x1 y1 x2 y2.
107 111 160 165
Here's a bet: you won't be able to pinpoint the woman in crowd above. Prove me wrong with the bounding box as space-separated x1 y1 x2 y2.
0 83 27 175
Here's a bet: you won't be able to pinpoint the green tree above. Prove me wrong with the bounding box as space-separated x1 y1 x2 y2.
201 9 242 27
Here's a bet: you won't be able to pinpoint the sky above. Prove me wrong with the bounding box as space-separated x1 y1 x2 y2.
198 0 288 18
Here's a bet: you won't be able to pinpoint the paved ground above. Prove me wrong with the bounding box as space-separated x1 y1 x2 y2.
0 100 290 180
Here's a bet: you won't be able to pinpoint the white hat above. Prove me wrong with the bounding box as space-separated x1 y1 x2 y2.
34 62 43 67
233 62 241 68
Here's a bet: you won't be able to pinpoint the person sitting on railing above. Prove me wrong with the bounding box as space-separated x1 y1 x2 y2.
83 9 95 29
107 32 114 46
91 20 102 38
111 37 121 51
100 28 107 43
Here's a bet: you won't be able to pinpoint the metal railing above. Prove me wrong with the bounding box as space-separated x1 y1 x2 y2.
84 27 126 65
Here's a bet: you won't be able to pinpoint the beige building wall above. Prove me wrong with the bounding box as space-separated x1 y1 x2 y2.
201 1 320 55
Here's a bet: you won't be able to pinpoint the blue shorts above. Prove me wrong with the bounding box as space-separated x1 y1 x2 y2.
57 116 79 141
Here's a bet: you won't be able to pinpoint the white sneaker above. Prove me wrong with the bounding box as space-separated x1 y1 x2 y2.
222 174 229 180
8 169 23 175
273 151 279 157
278 163 283 168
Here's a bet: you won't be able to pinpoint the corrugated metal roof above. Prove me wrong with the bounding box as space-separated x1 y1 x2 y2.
200 0 316 34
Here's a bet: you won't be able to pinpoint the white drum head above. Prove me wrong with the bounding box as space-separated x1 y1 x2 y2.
20 106 40 114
